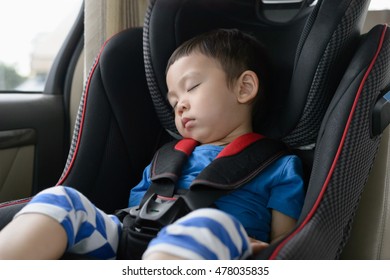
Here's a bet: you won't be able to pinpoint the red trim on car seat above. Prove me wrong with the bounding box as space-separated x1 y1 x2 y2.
216 133 264 158
269 25 388 260
0 197 31 209
55 40 110 186
174 138 199 156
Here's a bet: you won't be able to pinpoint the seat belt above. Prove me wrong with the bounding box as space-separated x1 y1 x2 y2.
131 133 288 227
115 133 288 260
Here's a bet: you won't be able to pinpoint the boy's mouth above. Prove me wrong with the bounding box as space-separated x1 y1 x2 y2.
182 117 194 128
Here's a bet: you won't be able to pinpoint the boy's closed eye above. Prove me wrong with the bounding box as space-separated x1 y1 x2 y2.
167 84 200 110
171 102 177 113
187 83 200 92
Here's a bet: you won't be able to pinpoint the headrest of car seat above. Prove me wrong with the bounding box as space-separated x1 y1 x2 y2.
144 0 370 147
144 0 313 138
281 0 370 147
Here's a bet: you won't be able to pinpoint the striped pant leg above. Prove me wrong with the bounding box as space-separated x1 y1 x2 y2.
15 186 122 259
143 208 252 260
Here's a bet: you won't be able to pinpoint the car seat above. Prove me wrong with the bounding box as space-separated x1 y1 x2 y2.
142 0 390 260
1 0 389 260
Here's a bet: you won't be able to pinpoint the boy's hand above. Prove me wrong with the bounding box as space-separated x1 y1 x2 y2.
249 237 269 255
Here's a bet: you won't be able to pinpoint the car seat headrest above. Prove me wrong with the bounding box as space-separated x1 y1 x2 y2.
281 0 370 147
144 0 370 147
144 0 313 138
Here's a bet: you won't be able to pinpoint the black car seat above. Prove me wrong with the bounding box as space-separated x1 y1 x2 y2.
143 0 390 260
1 0 389 260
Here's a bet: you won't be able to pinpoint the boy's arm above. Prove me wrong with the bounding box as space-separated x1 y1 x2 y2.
270 209 297 243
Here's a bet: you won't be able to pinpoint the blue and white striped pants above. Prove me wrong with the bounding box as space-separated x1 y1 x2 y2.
15 186 252 260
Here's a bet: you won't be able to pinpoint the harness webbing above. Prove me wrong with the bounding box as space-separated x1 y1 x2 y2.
140 133 288 210
115 133 289 259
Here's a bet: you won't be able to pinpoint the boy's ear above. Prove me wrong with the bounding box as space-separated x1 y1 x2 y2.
236 70 259 104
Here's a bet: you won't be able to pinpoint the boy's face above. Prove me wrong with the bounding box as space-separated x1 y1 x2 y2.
166 52 253 145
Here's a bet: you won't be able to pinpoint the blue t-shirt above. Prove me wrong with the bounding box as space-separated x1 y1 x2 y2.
129 144 305 242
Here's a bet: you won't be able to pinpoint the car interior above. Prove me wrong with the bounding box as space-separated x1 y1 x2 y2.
0 0 390 259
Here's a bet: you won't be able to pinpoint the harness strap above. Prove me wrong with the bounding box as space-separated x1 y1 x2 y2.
139 138 199 206
184 138 287 210
140 133 287 210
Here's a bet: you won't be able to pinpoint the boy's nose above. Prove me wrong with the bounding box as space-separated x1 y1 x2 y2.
177 100 189 113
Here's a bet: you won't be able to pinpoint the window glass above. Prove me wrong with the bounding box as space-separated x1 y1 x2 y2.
369 0 390 11
0 0 83 92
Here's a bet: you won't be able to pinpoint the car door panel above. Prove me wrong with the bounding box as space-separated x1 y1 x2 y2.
0 1 84 202
0 129 36 202
0 94 65 201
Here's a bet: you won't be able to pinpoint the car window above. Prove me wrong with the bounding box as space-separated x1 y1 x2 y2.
369 0 390 11
0 0 83 92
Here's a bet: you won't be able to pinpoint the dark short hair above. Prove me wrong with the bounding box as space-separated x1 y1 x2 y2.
166 29 269 122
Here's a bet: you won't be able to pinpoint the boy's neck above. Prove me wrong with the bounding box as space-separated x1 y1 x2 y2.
201 128 254 147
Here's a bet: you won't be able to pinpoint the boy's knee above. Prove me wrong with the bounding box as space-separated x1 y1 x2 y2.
143 208 252 260
36 186 82 201
36 185 74 195
186 208 233 221
29 186 87 212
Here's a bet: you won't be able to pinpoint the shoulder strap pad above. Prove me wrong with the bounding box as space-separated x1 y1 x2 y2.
191 134 287 190
140 138 199 202
150 138 199 182
137 133 288 227
184 135 288 210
